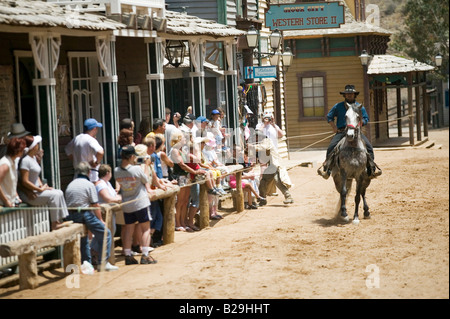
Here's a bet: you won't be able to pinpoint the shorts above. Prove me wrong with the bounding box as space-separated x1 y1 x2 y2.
177 175 189 187
123 206 152 225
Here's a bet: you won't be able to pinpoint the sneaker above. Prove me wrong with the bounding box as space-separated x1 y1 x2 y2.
208 188 220 195
140 255 158 264
131 245 141 254
244 203 251 210
283 198 294 204
250 204 258 209
125 255 139 265
216 187 227 195
151 240 163 248
258 198 267 206
103 262 119 271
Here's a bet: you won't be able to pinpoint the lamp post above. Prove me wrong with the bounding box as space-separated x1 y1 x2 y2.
359 49 372 140
434 53 444 127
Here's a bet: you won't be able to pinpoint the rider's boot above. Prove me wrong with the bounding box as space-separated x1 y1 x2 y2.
367 159 382 179
317 160 331 180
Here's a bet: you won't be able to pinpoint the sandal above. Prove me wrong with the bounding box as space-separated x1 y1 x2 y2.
175 226 186 231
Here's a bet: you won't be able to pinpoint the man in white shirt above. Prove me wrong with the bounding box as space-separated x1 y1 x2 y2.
65 118 104 182
255 112 283 148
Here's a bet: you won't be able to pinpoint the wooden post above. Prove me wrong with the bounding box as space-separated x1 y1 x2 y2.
235 171 244 213
63 235 81 270
162 193 176 244
199 182 210 229
408 74 414 145
99 206 112 271
415 78 422 142
18 251 38 290
396 87 402 137
422 81 429 137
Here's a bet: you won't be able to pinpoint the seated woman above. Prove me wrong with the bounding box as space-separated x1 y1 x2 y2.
0 137 26 208
18 135 69 230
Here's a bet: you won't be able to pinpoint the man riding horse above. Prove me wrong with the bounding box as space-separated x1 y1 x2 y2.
318 84 382 179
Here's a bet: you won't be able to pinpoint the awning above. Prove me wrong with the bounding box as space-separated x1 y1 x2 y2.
0 0 125 31
367 55 435 75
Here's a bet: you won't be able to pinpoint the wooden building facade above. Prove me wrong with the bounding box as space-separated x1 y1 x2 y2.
0 0 244 190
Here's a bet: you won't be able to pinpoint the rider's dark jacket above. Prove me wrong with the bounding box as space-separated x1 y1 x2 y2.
326 101 369 130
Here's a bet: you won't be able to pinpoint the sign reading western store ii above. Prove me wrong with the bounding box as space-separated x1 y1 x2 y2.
265 1 345 31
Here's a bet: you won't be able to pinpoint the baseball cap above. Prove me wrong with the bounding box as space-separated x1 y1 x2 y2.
196 116 209 123
121 145 138 156
211 109 220 115
84 118 103 131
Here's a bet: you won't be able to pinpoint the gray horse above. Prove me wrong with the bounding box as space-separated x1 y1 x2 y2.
332 103 371 224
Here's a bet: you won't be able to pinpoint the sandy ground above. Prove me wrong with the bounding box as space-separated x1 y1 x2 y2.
0 128 448 301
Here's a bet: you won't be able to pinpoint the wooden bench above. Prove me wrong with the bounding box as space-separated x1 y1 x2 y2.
0 223 87 290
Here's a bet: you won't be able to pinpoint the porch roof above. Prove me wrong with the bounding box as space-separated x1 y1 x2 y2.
164 10 246 38
367 55 435 75
0 0 125 31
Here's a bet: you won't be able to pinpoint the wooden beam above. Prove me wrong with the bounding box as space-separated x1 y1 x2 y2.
0 224 86 257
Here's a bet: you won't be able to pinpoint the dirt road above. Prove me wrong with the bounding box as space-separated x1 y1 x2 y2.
1 128 448 300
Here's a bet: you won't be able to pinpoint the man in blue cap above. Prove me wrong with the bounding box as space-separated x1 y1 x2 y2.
195 116 210 138
65 118 104 182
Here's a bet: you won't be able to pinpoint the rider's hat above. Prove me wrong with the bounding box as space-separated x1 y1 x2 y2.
340 84 359 96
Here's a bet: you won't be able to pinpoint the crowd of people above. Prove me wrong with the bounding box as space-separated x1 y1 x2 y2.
0 105 295 273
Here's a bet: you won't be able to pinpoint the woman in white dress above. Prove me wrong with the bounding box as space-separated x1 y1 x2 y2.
18 135 69 230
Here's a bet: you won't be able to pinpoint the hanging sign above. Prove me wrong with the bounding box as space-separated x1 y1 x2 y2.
265 1 345 31
245 66 277 79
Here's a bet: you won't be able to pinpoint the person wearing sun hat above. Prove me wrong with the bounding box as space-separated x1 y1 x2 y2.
18 135 70 230
65 118 104 182
318 84 381 179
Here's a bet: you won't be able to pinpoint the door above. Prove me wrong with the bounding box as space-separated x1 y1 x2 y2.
68 52 104 146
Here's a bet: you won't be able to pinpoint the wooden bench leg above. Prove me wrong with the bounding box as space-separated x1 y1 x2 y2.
199 183 210 229
163 194 176 244
18 251 38 290
63 236 81 271
235 172 244 213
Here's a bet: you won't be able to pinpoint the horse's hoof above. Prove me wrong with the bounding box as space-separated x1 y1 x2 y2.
340 215 349 223
364 213 371 219
352 219 360 225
